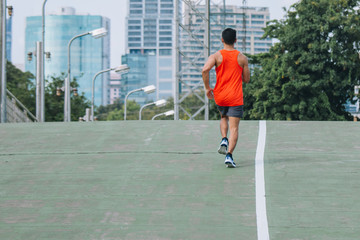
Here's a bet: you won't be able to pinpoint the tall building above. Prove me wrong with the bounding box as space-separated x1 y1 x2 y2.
109 73 124 104
124 0 178 102
25 7 110 107
6 16 12 62
180 5 272 86
121 53 157 104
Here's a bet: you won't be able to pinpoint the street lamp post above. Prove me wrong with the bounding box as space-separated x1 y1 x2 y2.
0 0 6 123
91 65 129 121
124 85 156 121
35 41 43 121
152 110 175 120
65 27 107 122
139 99 167 120
40 0 48 122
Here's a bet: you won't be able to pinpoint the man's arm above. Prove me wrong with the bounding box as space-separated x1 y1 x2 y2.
238 54 250 83
202 54 216 99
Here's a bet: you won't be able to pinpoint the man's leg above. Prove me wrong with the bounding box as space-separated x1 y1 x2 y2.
224 116 240 168
218 115 229 155
220 115 229 138
227 117 240 154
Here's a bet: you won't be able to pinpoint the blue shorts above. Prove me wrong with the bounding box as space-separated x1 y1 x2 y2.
217 105 243 118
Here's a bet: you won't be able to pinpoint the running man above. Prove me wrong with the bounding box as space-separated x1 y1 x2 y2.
202 28 250 168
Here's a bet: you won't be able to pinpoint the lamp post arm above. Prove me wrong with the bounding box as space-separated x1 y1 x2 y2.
65 31 90 122
152 112 165 120
124 88 142 121
67 32 90 81
91 68 111 121
139 102 155 120
42 0 48 40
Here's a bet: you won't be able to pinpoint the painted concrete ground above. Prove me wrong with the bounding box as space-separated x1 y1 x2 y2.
0 121 359 239
265 121 360 240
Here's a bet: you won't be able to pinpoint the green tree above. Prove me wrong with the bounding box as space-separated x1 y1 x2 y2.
96 99 123 120
244 0 360 120
106 100 141 120
6 64 92 122
6 61 35 114
45 74 91 121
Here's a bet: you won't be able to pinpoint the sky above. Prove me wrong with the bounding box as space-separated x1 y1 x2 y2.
7 0 299 68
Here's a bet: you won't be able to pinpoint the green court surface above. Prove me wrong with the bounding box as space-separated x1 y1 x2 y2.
265 121 360 240
0 121 359 240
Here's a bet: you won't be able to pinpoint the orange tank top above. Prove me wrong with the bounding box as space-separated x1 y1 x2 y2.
214 49 243 106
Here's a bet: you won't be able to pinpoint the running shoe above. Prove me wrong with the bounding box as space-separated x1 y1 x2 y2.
218 137 228 155
224 153 236 168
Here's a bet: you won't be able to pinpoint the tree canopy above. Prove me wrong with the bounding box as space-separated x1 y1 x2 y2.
6 61 35 114
45 74 91 122
5 63 91 122
244 0 360 120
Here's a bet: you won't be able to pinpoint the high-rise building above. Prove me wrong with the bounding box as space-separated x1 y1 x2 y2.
6 16 12 62
121 53 157 104
180 5 272 86
124 0 179 102
25 7 110 107
109 73 124 105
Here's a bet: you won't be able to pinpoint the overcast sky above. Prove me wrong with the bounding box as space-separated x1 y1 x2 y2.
7 0 299 67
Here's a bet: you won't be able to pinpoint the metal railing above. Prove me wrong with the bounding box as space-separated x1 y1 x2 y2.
5 89 38 123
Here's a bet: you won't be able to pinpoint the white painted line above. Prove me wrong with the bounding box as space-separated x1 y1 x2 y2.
255 120 270 240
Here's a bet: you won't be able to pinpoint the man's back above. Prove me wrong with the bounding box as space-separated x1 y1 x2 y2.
213 49 244 106
213 49 249 76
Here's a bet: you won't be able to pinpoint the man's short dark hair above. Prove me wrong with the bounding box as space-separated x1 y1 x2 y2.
222 28 237 45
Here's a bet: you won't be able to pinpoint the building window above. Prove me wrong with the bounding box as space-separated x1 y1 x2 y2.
129 43 141 47
159 25 171 30
144 19 157 24
160 9 173 14
130 10 143 14
160 43 172 47
144 49 156 55
161 4 173 8
128 20 141 24
144 42 156 46
251 14 264 19
159 31 172 35
251 20 264 25
129 25 141 30
129 32 141 36
146 9 158 14
130 4 142 8
128 37 141 42
159 19 172 24
159 37 172 41
144 25 157 30
144 31 156 36
130 49 141 54
159 49 172 56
